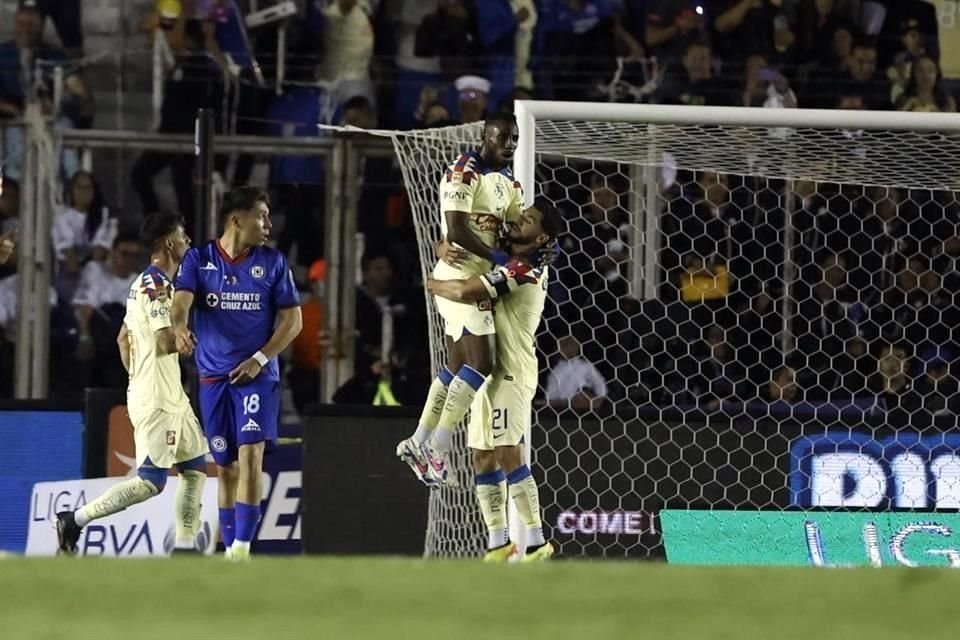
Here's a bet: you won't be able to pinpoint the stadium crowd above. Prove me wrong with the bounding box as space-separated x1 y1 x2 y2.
0 0 958 426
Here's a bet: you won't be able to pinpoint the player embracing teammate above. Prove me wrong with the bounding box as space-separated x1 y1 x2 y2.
397 113 558 562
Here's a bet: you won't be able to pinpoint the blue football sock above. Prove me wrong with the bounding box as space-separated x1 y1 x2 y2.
219 507 236 548
235 501 260 544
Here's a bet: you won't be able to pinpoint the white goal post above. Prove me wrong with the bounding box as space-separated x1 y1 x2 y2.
393 101 960 561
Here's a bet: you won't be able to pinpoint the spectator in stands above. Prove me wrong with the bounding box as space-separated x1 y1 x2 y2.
794 0 858 67
708 0 783 66
886 17 928 105
766 360 800 403
0 259 57 395
52 171 117 302
740 53 797 108
71 231 143 388
546 334 608 410
656 40 734 106
0 230 12 266
645 0 708 61
30 0 84 59
131 19 220 230
390 0 445 129
317 0 375 91
686 323 750 409
895 55 957 112
290 259 326 414
827 37 890 110
454 75 490 124
0 177 19 278
873 343 921 423
0 1 88 178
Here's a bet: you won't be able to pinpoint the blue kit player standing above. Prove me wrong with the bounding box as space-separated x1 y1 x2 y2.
171 187 302 561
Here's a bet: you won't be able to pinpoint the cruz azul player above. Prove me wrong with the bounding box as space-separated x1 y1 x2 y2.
428 202 562 562
56 213 209 555
397 112 525 485
171 188 302 561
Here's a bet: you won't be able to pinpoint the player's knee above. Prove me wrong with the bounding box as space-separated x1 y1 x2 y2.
471 448 498 474
494 445 523 474
237 443 265 471
137 464 168 493
175 455 207 475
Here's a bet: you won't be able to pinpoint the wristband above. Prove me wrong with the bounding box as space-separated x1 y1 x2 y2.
491 249 510 266
252 350 269 367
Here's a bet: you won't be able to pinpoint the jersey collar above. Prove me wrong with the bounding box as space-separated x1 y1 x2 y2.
215 239 252 266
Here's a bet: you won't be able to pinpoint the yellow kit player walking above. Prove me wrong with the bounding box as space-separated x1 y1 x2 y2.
428 202 563 562
397 112 526 485
56 213 209 555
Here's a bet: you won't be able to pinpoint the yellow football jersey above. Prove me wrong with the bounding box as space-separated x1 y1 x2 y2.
124 267 191 413
480 263 548 387
439 150 524 277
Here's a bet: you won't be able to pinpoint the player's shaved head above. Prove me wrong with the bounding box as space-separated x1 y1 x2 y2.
483 111 517 133
480 112 518 169
141 212 185 251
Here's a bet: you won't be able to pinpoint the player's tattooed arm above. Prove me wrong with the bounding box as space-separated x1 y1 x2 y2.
116 323 130 373
426 277 490 303
170 290 197 356
444 211 509 266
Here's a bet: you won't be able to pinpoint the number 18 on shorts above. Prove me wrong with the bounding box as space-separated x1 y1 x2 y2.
199 379 281 466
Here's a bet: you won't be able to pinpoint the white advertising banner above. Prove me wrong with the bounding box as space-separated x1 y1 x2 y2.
26 477 220 556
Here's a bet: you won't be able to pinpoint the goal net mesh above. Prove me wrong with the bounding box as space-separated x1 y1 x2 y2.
392 112 960 560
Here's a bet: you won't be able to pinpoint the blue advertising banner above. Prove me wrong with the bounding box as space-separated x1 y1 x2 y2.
0 411 83 552
790 431 960 510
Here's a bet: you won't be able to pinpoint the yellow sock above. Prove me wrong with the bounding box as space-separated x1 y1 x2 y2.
507 465 546 547
475 469 509 549
174 470 206 548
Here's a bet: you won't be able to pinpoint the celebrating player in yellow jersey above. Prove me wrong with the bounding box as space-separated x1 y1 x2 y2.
397 112 527 485
428 202 563 562
56 213 209 555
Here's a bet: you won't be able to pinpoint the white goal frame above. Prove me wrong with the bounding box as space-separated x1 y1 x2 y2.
508 101 960 557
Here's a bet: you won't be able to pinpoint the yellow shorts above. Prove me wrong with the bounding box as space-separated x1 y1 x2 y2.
129 407 209 469
467 374 534 451
432 260 495 340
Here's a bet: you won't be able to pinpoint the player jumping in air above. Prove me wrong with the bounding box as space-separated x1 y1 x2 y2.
56 213 210 555
397 112 526 486
428 202 562 562
171 188 302 561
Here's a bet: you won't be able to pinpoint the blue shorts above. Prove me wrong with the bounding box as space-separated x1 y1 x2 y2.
198 377 280 466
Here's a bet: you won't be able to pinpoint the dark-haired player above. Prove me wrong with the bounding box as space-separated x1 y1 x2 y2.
397 112 525 486
428 202 562 562
56 213 209 555
171 188 302 560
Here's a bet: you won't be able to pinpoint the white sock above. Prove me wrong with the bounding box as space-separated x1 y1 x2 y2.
430 427 453 452
489 528 510 549
527 526 546 547
412 424 432 446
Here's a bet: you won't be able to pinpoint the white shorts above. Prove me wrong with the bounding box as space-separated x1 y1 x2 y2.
129 407 209 469
432 260 495 340
467 374 535 451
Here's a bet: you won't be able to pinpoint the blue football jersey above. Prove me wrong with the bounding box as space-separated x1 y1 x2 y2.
176 241 300 381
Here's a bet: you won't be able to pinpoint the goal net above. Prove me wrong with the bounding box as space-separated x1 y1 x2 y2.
393 104 960 562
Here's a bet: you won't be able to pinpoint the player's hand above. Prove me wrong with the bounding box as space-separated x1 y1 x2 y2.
174 326 196 356
529 240 559 267
0 228 15 265
436 239 469 267
229 357 263 385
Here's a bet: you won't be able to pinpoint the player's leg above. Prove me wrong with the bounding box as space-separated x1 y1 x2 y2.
467 379 512 561
424 331 495 484
56 461 163 555
397 337 461 483
493 381 552 562
228 380 280 560
57 408 176 555
170 410 210 554
200 380 240 555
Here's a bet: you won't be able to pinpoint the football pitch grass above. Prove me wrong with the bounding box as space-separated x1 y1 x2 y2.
1 556 955 640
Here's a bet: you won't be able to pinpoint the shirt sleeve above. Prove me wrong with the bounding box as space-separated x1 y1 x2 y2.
479 263 542 299
71 263 99 307
271 253 301 309
175 247 200 293
50 212 74 254
142 273 174 332
440 161 480 213
588 364 608 398
91 213 117 250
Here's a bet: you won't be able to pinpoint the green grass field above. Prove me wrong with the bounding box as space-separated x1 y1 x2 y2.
0 557 955 640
